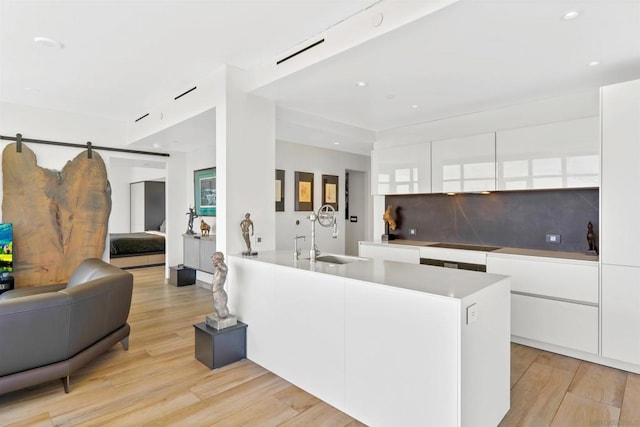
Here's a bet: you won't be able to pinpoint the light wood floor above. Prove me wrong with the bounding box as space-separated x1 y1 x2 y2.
0 266 639 426
501 342 640 426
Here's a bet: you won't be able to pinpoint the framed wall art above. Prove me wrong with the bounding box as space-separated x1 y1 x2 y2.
294 171 314 211
275 169 285 212
322 174 339 210
194 167 216 216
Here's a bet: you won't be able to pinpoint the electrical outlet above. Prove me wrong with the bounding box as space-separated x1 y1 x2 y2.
255 234 263 246
409 228 417 236
466 304 478 325
545 233 561 243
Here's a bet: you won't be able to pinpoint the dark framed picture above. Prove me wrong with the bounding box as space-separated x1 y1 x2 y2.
322 174 339 210
275 169 285 212
295 171 314 211
194 167 216 216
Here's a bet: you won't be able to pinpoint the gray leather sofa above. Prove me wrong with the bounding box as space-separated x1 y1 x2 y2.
0 258 133 394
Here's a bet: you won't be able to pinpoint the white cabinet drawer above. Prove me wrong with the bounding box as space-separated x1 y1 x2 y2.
359 243 420 264
486 255 598 304
419 246 487 266
512 293 598 354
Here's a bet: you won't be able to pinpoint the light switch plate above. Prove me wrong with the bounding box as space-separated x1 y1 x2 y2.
546 234 561 243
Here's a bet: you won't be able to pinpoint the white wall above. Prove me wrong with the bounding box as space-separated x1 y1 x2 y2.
0 101 126 147
186 138 217 234
216 66 276 256
108 164 132 233
126 65 276 258
165 151 187 275
276 140 370 255
345 170 366 256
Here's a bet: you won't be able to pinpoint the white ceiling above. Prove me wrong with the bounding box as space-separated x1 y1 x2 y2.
2 0 640 155
255 0 640 132
0 0 379 121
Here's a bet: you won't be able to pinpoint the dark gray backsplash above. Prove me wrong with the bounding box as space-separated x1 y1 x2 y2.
385 188 599 253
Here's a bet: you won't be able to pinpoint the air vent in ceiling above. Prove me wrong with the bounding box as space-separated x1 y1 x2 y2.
277 39 325 65
135 113 149 123
174 86 197 100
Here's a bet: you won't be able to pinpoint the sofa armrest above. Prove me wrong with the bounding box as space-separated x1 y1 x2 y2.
0 284 67 301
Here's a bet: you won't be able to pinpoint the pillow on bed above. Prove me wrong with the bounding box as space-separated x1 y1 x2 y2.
159 220 166 233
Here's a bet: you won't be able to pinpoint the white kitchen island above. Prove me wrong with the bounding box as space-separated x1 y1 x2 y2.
227 251 510 427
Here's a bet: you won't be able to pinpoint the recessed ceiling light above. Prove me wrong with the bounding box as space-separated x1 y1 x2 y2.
587 60 601 67
561 10 580 20
411 104 420 109
333 142 340 145
33 36 63 49
152 143 161 148
355 81 368 87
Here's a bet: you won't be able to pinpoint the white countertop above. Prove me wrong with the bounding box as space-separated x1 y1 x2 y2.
361 239 599 262
231 251 508 300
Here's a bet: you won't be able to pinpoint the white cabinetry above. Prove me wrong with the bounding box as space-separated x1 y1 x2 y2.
496 117 599 190
358 242 420 263
601 80 640 267
601 265 640 365
486 254 599 354
228 254 511 426
227 257 276 369
600 79 640 368
431 133 496 193
370 142 430 195
271 267 345 409
344 277 459 426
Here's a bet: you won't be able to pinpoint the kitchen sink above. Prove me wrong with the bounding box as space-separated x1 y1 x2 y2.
426 242 502 252
313 254 365 264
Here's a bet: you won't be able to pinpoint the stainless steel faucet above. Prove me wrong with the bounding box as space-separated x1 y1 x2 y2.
306 205 337 262
294 235 306 260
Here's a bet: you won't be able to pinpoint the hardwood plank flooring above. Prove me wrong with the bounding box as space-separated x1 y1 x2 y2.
501 343 640 427
1 266 640 426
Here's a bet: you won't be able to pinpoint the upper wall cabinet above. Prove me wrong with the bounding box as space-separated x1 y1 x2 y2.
431 133 496 193
496 117 599 191
371 142 431 195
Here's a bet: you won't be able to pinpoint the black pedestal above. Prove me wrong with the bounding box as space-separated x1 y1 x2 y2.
194 321 247 369
169 266 195 286
0 275 14 295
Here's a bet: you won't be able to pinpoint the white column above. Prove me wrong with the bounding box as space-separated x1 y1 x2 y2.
166 151 187 275
216 66 276 256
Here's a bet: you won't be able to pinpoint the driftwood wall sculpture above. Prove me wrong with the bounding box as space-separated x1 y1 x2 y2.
2 143 111 287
